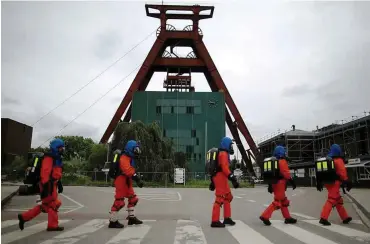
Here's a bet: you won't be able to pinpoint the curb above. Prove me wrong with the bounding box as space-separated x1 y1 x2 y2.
345 193 370 229
1 188 19 210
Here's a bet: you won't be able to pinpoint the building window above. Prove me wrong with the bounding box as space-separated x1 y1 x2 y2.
171 106 174 114
191 129 196 138
156 106 161 114
186 106 194 114
199 153 202 160
186 145 194 153
163 129 166 137
196 138 199 145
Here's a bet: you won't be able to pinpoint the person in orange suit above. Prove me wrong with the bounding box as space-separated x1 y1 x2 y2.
109 140 144 228
316 144 352 226
18 138 65 231
260 145 297 226
209 136 240 228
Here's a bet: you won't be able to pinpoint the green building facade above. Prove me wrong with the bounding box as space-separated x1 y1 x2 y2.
131 91 225 172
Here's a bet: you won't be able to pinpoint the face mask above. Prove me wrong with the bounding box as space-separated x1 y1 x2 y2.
229 144 234 155
133 147 141 157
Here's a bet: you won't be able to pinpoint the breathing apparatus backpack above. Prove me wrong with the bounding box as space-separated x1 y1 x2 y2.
108 149 122 179
205 148 220 177
315 156 338 184
262 156 281 184
24 153 45 185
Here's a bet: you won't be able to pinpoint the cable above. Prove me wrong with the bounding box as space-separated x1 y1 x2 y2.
36 60 144 148
31 29 156 127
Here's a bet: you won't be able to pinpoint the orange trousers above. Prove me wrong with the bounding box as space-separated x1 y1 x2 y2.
21 183 61 228
320 181 349 220
111 175 139 212
261 180 291 219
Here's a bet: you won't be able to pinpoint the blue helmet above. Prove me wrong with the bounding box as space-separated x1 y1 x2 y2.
328 144 342 158
124 140 141 158
50 138 65 157
220 137 234 155
273 145 286 159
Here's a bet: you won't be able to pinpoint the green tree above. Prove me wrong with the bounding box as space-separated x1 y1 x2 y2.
55 135 95 161
88 144 108 170
110 120 175 181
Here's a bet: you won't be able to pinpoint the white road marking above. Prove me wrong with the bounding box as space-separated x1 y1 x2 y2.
39 219 106 244
263 204 269 207
174 220 207 244
303 219 370 241
59 193 85 214
106 223 153 244
234 196 243 199
291 212 316 220
1 220 19 228
2 220 70 244
271 220 339 244
352 219 364 225
226 220 273 244
292 194 297 196
247 200 256 203
177 192 182 201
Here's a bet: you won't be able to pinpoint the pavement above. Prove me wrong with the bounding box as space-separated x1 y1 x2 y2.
1 185 370 244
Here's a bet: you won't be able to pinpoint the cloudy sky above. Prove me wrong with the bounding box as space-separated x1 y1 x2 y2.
2 0 370 149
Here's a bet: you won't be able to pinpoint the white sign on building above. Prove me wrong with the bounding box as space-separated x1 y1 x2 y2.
174 168 185 185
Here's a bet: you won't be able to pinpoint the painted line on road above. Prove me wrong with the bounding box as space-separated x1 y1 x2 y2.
247 200 256 203
226 220 273 244
291 212 316 220
177 192 182 201
234 196 243 199
263 204 269 207
175 219 207 244
292 194 297 196
270 220 338 244
59 193 85 214
2 220 70 244
106 223 152 244
303 219 370 241
1 220 19 228
39 219 106 244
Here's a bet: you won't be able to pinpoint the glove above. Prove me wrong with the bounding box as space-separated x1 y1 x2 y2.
316 182 323 192
132 173 143 188
57 181 63 194
228 173 240 189
289 178 296 190
268 184 273 194
40 182 50 199
343 180 352 192
209 181 215 191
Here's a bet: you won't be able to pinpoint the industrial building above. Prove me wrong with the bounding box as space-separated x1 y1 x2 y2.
131 90 226 172
1 118 33 169
256 114 370 187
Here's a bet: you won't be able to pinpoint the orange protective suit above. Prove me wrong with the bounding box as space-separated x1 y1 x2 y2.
20 155 63 229
261 158 293 220
320 157 350 221
110 154 139 215
211 151 233 222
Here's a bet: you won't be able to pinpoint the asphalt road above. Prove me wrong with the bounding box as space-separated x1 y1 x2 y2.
2 185 370 244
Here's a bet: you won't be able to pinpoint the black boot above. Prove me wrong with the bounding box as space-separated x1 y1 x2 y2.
47 226 64 231
127 216 143 225
223 218 236 226
260 216 271 226
319 218 331 226
18 214 25 231
211 221 225 228
343 217 352 224
284 218 297 224
109 221 124 228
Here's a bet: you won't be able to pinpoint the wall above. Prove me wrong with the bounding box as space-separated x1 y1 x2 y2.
1 118 33 167
131 91 225 172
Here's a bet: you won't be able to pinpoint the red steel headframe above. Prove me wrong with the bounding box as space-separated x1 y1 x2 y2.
100 4 261 176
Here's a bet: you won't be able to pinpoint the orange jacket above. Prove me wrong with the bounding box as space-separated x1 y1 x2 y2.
334 157 348 181
213 151 231 194
119 154 136 177
40 155 62 184
278 158 291 181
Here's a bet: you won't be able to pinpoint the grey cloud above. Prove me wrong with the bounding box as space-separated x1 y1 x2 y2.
94 30 123 60
1 96 21 106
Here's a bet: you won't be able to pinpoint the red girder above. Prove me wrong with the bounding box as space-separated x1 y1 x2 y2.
100 4 260 176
